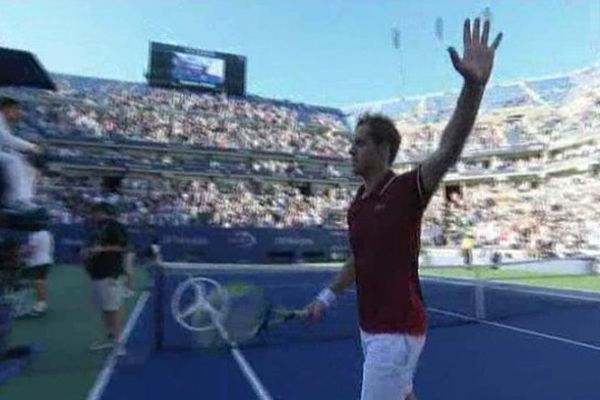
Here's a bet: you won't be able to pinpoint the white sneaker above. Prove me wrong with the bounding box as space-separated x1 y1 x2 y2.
89 338 115 351
27 307 47 318
6 200 38 212
32 302 47 313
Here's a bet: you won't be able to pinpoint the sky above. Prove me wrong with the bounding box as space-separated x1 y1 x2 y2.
0 0 598 108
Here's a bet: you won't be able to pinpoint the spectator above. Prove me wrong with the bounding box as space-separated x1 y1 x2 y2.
21 229 55 317
82 202 129 351
0 97 42 211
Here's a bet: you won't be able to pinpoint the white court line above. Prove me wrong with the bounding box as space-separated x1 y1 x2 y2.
231 348 274 400
86 292 150 400
198 297 273 400
177 277 273 400
429 307 600 352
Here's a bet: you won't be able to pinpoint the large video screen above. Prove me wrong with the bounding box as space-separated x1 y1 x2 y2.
170 52 225 89
148 42 246 96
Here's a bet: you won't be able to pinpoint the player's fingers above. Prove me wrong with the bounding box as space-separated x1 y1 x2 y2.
473 18 481 43
491 32 503 51
481 19 490 46
448 47 463 73
463 18 471 48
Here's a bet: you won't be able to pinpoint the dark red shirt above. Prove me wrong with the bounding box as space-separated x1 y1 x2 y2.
348 168 429 335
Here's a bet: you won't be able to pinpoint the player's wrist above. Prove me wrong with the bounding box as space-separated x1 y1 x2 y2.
316 287 336 308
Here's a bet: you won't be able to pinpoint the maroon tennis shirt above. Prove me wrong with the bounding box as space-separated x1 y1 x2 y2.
348 168 429 335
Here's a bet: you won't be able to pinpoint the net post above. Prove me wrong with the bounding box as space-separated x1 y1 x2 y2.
474 263 486 320
153 262 165 351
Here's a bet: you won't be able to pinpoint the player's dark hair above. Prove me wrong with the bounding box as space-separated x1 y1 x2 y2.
356 114 401 166
0 97 20 110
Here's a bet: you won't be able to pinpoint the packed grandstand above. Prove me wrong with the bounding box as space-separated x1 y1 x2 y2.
2 64 600 257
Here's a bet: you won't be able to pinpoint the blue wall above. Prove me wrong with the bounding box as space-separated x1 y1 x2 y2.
52 225 350 264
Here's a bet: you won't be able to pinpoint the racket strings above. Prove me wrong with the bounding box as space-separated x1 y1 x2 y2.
171 277 308 348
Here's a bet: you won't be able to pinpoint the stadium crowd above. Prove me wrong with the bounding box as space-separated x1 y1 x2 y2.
422 174 600 256
13 75 350 158
45 145 354 181
36 170 600 257
4 72 599 257
39 175 353 228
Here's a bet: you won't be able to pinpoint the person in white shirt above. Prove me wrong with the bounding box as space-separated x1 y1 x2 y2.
0 97 42 211
149 236 162 264
23 229 55 316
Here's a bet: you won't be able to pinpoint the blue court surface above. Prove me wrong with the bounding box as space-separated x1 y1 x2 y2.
87 266 600 400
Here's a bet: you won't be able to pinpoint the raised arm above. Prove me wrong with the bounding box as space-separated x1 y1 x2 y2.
0 116 39 153
420 18 502 198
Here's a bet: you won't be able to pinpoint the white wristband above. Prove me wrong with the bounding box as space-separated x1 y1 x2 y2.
316 288 337 308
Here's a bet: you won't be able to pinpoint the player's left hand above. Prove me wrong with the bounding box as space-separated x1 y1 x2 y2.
448 18 503 86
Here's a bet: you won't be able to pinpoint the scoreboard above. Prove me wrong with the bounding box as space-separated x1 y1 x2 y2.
147 42 246 96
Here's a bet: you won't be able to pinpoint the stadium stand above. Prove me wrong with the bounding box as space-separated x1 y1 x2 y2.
2 65 599 258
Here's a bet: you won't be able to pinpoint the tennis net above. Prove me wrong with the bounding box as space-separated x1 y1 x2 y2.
141 261 600 353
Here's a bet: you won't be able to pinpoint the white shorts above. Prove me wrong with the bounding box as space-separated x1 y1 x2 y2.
91 278 124 312
360 331 426 400
124 252 135 276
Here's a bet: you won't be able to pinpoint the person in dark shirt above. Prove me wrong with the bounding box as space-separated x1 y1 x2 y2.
82 202 129 351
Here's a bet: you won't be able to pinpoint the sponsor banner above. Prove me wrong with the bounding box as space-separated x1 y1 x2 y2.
50 225 349 264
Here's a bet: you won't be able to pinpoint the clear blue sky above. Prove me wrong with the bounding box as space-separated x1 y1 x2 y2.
0 0 597 107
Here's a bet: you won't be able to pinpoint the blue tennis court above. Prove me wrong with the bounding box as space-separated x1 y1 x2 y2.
88 264 600 400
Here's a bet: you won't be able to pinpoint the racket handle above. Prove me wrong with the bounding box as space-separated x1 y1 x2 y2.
278 309 308 321
292 309 309 319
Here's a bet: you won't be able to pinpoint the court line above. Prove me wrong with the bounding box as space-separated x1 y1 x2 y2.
182 278 274 400
208 309 274 399
86 292 150 400
167 272 274 399
429 308 600 352
230 348 274 400
200 306 273 400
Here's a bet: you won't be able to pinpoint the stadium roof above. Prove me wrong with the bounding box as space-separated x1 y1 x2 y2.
0 47 56 91
344 62 600 123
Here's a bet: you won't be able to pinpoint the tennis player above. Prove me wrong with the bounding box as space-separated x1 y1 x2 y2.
306 18 502 400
